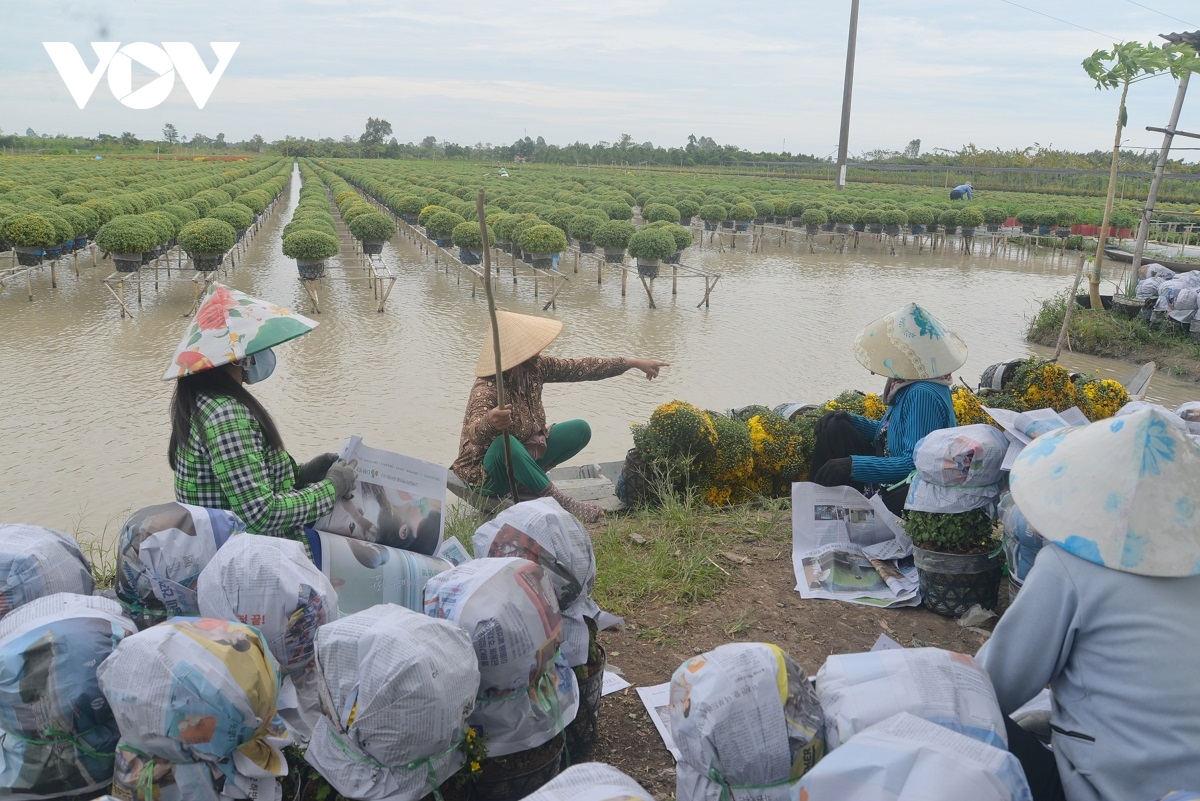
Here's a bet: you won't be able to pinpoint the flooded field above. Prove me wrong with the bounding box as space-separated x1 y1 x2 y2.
3 172 1194 542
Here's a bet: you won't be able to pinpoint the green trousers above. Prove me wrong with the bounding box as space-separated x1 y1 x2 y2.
479 419 592 497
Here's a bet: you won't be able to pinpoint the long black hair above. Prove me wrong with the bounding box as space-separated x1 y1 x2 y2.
168 365 285 470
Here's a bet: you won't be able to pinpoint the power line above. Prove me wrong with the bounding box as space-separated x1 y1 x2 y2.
1122 0 1199 29
994 0 1117 40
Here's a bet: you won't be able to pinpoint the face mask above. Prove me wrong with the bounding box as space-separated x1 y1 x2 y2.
243 348 276 384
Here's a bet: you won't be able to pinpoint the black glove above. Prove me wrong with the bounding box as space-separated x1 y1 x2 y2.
813 457 855 487
325 460 358 499
297 452 339 487
813 410 851 440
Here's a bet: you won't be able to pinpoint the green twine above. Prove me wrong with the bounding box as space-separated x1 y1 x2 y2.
4 724 115 762
475 655 570 768
706 766 799 801
325 726 466 801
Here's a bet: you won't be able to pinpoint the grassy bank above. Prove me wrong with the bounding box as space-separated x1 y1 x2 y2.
1028 293 1200 382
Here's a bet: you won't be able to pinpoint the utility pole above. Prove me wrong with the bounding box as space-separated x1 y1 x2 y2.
835 0 861 191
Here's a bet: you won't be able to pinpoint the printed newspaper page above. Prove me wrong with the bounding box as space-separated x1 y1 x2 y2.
313 436 448 556
985 406 1089 470
792 483 919 608
308 530 451 615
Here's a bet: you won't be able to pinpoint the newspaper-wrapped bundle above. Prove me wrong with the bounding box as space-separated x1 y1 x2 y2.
0 594 136 800
815 647 1007 751
117 503 244 624
0 525 93 620
904 425 1008 514
997 493 1044 590
669 643 824 801
304 604 479 801
792 713 1032 801
472 497 598 667
424 557 580 757
517 763 655 801
96 618 290 801
197 535 339 741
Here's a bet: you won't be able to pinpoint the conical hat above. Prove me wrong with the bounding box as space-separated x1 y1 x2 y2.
163 283 318 381
475 310 563 377
853 303 967 380
1010 407 1200 577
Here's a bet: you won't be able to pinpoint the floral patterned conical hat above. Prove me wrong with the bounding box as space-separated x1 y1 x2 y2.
163 283 318 381
853 303 967 380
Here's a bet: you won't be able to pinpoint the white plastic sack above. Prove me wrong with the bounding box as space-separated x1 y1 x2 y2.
117 503 244 623
998 493 1044 589
1118 401 1191 434
424 557 579 757
904 425 1008 514
304 604 479 801
1136 276 1164 300
1156 278 1186 311
518 763 654 800
792 713 1032 801
1145 264 1177 280
0 594 136 800
197 534 340 742
97 618 290 801
0 525 93 620
815 647 1007 751
472 497 599 666
670 643 824 801
1176 402 1200 435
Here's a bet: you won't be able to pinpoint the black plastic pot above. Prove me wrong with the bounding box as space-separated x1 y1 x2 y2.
297 259 326 279
866 223 883 234
986 223 1001 233
1021 224 1036 234
662 251 681 264
565 642 606 759
913 546 1003 618
460 248 481 265
1112 294 1150 320
806 224 820 235
637 259 660 279
703 221 717 231
884 224 901 237
1074 294 1114 311
909 224 925 235
190 253 223 272
14 246 45 266
112 252 141 273
472 733 565 801
720 221 733 229
679 216 692 226
834 223 852 234
362 239 384 255
578 241 596 253
602 247 625 263
961 226 976 237
852 222 866 232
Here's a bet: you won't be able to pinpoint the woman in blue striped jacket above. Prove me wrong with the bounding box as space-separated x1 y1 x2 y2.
810 303 966 514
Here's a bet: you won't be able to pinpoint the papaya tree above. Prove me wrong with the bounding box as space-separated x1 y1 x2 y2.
1082 40 1198 309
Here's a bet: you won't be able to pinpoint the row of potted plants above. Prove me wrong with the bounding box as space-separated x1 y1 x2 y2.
281 163 342 278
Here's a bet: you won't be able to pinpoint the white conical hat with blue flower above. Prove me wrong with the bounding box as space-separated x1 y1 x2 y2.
853 303 968 380
1010 407 1200 577
163 283 318 381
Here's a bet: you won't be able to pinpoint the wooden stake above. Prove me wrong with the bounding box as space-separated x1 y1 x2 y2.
1054 253 1088 361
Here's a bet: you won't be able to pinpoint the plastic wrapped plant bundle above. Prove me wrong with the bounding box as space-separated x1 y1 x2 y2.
0 525 94 620
904 425 1009 514
0 594 136 800
794 713 1032 801
424 557 580 757
472 497 599 666
96 618 290 801
815 647 1007 751
117 503 245 625
998 493 1045 591
197 534 339 741
516 763 654 801
669 643 824 801
304 604 480 801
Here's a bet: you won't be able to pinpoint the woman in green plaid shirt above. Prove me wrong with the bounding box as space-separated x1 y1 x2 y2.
164 284 356 545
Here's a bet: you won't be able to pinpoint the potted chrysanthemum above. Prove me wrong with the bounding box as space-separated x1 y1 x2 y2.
178 218 237 271
627 226 677 279
282 229 340 279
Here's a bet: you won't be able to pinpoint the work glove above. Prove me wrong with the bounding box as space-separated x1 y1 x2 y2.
813 410 851 440
297 452 339 487
813 457 855 487
325 460 358 500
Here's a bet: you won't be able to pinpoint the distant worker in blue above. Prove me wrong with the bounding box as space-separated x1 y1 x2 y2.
950 183 973 200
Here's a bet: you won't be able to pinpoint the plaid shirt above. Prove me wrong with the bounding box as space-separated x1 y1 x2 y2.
173 393 335 546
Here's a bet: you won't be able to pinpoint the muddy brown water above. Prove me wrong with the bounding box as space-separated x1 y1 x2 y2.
3 170 1196 544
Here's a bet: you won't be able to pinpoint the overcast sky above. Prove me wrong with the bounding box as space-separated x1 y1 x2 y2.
3 1 1200 159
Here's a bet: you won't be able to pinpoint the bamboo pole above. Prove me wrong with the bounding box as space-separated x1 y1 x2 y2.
1054 253 1089 360
477 190 520 508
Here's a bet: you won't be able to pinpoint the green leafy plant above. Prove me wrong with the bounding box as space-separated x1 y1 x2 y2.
627 227 677 261
859 208 882 225
417 204 449 226
800 208 828 226
2 213 59 248
452 221 493 249
206 203 254 231
518 223 568 254
905 509 996 554
938 208 960 227
957 207 985 228
593 219 636 249
698 203 727 223
178 218 237 255
881 208 909 227
642 203 681 224
282 229 340 261
729 202 757 222
602 201 634 221
95 216 159 254
981 206 1008 224
1055 209 1078 227
1034 209 1058 227
568 214 602 243
649 222 693 251
675 198 700 218
426 210 466 237
830 205 859 225
1015 209 1037 225
348 211 396 241
752 200 775 219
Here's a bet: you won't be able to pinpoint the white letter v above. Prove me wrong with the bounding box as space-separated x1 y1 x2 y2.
163 42 239 109
43 42 120 109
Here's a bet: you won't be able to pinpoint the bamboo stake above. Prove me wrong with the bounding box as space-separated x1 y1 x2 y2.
1054 253 1088 360
477 190 520 508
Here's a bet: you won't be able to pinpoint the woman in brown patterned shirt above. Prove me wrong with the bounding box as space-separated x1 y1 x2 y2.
451 311 668 522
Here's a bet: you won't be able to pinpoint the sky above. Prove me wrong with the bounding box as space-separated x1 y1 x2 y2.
3 0 1200 159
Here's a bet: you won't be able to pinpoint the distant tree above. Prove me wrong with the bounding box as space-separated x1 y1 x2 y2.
419 135 438 149
191 133 209 147
120 131 139 148
162 123 179 144
214 132 226 148
360 117 393 146
250 133 264 151
25 127 36 138
903 138 921 158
